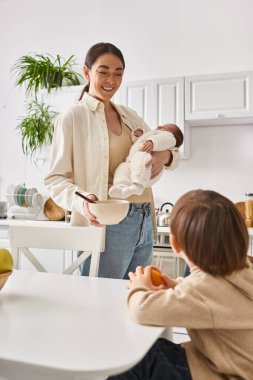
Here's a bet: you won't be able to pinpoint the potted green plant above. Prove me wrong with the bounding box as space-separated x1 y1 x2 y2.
12 53 82 96
17 100 58 157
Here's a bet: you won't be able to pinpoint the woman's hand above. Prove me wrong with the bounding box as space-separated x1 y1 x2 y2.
83 194 104 227
146 150 172 179
127 266 165 291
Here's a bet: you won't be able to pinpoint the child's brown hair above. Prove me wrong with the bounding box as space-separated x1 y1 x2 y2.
170 189 249 276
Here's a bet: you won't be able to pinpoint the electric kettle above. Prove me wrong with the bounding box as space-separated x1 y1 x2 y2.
156 202 173 227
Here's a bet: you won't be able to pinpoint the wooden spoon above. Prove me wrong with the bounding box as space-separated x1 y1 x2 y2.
75 191 96 204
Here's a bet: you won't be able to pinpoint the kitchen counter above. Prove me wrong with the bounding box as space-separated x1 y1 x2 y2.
156 226 253 256
2 220 252 234
158 224 253 236
0 219 67 227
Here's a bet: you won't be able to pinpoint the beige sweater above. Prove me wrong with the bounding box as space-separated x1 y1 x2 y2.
127 259 253 380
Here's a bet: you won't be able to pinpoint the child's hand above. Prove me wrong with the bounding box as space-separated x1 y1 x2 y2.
142 140 153 153
134 129 144 137
150 265 178 289
160 273 178 289
127 266 165 291
147 265 177 289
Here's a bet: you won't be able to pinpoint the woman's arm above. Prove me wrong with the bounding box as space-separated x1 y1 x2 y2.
146 149 181 178
44 112 91 215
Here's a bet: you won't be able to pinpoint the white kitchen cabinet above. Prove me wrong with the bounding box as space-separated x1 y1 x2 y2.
36 70 253 162
120 80 153 125
185 71 253 126
153 77 189 158
153 77 184 126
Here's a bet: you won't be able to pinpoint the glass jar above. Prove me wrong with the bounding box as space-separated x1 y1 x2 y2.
245 193 253 227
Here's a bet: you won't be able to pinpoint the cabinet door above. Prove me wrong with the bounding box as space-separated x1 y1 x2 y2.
153 77 189 158
185 71 253 126
120 80 153 126
153 77 184 127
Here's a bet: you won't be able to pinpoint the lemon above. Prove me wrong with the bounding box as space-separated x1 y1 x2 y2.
0 248 14 273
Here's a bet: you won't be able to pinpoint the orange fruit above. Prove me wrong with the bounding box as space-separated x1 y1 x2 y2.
136 268 165 286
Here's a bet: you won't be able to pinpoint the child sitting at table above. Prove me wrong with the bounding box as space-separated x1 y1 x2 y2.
109 123 183 199
109 189 253 380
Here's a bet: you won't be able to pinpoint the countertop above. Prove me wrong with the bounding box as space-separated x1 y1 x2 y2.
1 219 253 236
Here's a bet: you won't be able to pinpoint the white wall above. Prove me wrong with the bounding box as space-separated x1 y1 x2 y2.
1 0 253 207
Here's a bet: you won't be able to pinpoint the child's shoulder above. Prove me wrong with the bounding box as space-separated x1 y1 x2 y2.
181 268 224 294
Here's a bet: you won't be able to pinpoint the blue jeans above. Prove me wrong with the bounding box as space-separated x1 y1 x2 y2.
79 203 153 279
183 264 191 277
108 338 192 380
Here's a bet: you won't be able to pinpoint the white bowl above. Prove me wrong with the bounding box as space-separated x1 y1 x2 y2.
89 200 130 225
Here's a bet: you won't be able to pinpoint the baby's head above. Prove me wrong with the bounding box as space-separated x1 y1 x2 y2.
170 189 249 276
157 124 184 148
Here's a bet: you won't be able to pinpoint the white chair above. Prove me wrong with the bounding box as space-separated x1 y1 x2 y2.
9 223 105 276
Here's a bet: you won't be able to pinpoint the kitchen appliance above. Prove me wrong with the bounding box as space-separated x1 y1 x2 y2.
156 202 173 227
0 202 7 219
153 201 184 277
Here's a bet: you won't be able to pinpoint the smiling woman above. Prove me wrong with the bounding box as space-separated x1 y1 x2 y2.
44 42 181 279
84 57 124 100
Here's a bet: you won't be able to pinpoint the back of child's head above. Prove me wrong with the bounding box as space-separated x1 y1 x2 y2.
170 189 249 276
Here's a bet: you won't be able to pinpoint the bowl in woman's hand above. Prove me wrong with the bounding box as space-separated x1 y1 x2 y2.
89 200 130 225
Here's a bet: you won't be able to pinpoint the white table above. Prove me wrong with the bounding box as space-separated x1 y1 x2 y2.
0 270 167 380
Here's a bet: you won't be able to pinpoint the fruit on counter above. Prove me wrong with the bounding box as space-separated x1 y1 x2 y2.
136 267 166 286
0 248 14 274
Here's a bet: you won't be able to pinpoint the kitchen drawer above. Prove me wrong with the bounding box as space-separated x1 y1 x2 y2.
152 249 184 278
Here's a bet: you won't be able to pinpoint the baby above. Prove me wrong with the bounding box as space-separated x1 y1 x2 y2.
109 123 183 199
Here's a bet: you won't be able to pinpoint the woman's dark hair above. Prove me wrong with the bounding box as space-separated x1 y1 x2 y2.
170 189 249 276
78 42 125 100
